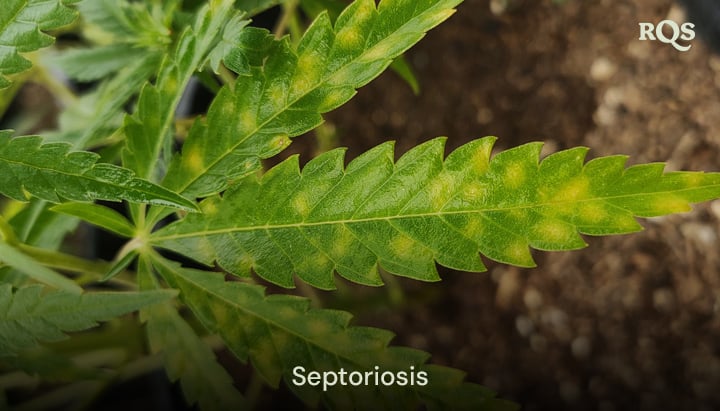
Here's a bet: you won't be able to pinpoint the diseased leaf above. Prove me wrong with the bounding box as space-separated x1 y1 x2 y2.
153 258 514 411
152 137 720 289
0 132 197 211
138 256 245 411
0 0 79 88
50 203 135 238
163 0 462 197
122 0 240 180
0 284 176 356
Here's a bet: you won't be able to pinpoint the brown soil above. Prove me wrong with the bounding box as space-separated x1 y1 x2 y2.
308 0 720 410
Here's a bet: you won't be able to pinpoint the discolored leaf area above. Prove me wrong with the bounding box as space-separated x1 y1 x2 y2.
163 0 463 197
153 257 515 411
153 137 720 289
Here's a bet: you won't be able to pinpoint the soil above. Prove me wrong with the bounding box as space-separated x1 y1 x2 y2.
296 0 720 410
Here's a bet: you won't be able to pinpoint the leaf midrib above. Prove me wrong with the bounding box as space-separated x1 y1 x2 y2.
150 185 718 241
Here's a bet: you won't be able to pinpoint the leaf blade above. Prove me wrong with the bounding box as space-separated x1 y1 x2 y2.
0 284 176 356
0 0 79 88
163 0 463 197
0 132 197 211
152 257 513 411
152 138 720 289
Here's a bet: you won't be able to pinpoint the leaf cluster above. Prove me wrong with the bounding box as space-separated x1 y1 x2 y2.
0 0 718 410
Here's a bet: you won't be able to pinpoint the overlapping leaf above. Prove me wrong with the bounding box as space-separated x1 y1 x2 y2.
138 256 245 410
0 284 175 356
163 0 462 197
122 0 239 180
152 137 720 289
0 0 79 88
153 258 514 411
0 132 196 211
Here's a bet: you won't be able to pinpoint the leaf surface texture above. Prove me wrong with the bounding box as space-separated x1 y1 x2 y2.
153 137 720 288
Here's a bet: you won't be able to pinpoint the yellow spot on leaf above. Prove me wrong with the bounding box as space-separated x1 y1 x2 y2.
462 182 487 202
553 176 590 202
427 175 454 210
293 192 310 218
390 234 415 258
505 163 525 189
536 220 571 243
578 202 606 221
463 218 484 239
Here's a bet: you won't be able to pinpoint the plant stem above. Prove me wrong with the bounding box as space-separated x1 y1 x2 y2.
0 215 18 245
274 0 299 39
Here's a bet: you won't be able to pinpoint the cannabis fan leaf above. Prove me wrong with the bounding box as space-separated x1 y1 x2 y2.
163 0 462 197
153 257 514 411
0 284 175 356
0 132 197 211
153 137 720 289
0 0 79 88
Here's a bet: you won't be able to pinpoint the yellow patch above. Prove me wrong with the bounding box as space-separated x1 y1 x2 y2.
238 110 256 131
553 176 590 202
390 234 415 258
504 163 525 189
292 192 310 218
536 220 570 243
463 218 484 239
506 241 529 263
462 182 487 201
308 319 329 335
336 27 362 48
471 145 491 175
332 228 355 258
427 175 454 210
186 147 204 173
578 202 607 221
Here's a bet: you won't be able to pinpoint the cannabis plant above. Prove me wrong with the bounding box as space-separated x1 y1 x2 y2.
1 0 719 410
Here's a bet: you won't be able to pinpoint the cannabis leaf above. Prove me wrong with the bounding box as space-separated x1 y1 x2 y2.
0 0 79 88
163 0 462 197
152 257 514 411
0 132 197 211
122 0 239 180
138 256 245 410
0 284 175 356
152 137 720 289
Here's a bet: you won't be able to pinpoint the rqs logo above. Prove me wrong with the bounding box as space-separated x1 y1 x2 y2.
638 20 696 51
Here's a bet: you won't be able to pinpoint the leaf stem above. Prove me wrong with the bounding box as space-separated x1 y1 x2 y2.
0 215 18 245
274 0 299 39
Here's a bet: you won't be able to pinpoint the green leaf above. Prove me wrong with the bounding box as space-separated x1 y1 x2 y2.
0 241 80 292
152 137 720 289
389 55 420 95
235 0 283 16
0 132 197 211
50 203 135 238
137 256 245 411
0 284 176 356
122 0 240 180
0 0 79 89
163 0 462 197
51 44 149 82
48 53 162 148
153 257 514 411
